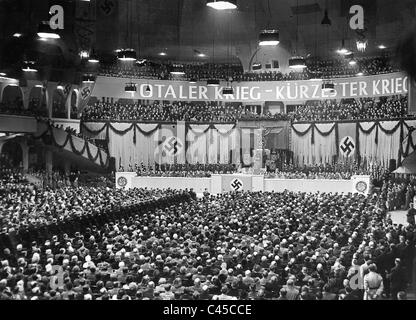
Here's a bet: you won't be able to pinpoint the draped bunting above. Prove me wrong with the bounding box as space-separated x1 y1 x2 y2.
291 123 337 165
33 124 109 168
291 120 410 168
82 122 243 168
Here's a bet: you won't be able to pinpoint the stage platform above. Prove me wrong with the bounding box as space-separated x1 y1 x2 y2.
115 173 371 195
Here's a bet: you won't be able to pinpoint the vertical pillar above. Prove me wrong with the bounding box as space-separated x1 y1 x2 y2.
20 140 29 172
21 86 32 110
45 149 53 173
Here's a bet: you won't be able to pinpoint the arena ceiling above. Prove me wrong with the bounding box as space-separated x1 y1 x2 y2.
0 0 415 69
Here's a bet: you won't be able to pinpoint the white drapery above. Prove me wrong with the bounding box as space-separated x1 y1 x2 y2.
292 123 336 165
358 121 402 167
108 123 159 170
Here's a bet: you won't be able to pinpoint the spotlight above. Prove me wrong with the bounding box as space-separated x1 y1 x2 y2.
207 79 220 86
13 33 22 38
0 72 6 77
159 52 167 56
117 49 137 61
356 72 364 76
170 65 185 75
289 56 307 70
57 85 64 90
37 22 60 39
259 30 280 46
378 44 386 50
35 84 44 88
22 61 38 72
206 0 237 10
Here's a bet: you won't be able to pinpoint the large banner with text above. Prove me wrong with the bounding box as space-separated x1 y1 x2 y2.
92 72 408 102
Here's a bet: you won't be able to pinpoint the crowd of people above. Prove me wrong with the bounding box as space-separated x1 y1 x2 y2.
0 176 415 300
131 163 237 177
266 163 375 180
97 55 397 82
291 96 409 122
80 95 409 123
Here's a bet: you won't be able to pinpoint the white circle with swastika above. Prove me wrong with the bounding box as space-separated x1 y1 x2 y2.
339 136 356 157
230 178 244 192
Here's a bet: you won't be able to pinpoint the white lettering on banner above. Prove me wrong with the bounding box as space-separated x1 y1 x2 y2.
241 87 249 100
155 84 164 97
250 87 261 100
179 86 187 99
311 84 320 99
287 84 298 100
140 84 152 98
165 85 176 99
189 86 197 99
373 80 381 95
403 76 408 92
97 72 408 102
382 79 390 95
359 81 368 96
350 82 358 97
276 86 285 99
199 86 208 100
214 86 223 100
299 85 308 99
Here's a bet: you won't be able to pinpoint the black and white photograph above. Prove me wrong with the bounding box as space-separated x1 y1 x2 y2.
1 0 416 311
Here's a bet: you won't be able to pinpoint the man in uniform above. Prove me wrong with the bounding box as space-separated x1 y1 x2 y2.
363 264 384 300
407 203 416 226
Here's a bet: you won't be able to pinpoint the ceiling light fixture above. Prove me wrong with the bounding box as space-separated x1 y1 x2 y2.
259 30 280 46
88 51 100 63
37 21 60 39
207 79 220 86
206 0 237 10
117 49 137 61
322 81 335 93
170 65 185 76
22 61 38 72
82 74 95 83
289 56 307 70
125 82 137 94
336 40 352 55
222 87 234 95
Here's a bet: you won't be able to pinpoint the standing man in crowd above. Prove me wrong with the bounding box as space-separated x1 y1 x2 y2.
407 203 416 226
363 264 384 300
